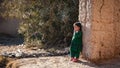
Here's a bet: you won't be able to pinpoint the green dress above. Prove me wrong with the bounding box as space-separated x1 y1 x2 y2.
70 31 82 58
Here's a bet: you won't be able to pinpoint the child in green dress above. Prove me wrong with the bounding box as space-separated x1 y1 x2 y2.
70 22 83 62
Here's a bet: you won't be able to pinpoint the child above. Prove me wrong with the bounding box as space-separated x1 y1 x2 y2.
70 22 83 62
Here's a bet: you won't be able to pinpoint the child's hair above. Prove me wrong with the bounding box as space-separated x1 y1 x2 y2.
73 22 82 31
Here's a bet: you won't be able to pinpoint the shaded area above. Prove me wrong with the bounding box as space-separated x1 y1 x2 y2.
0 34 24 45
0 56 8 68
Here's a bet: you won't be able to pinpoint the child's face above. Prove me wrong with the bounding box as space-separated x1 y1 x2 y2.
74 25 80 31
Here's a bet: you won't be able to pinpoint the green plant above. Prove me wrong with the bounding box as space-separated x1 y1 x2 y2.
0 0 79 48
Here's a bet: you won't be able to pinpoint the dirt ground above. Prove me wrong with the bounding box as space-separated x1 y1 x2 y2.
0 45 119 68
0 36 120 68
6 55 120 68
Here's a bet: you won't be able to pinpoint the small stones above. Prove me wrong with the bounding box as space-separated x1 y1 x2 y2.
1 49 25 58
1 47 69 58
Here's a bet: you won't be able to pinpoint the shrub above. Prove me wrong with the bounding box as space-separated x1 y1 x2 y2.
0 0 79 48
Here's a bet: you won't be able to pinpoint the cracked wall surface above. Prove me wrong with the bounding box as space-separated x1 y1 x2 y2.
79 0 120 62
91 0 115 61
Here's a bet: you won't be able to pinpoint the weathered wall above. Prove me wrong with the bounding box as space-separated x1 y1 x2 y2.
79 0 92 59
91 0 115 61
114 0 120 58
79 0 120 62
0 18 20 36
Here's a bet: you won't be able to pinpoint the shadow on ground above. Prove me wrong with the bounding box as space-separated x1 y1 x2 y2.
0 34 24 46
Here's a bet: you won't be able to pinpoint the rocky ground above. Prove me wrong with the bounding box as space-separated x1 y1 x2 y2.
0 35 69 58
0 45 119 68
0 36 120 68
6 56 120 68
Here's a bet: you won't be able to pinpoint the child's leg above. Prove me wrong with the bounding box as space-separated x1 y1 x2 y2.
70 49 75 58
72 51 80 62
75 51 81 59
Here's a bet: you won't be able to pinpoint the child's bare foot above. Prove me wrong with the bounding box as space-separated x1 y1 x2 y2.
72 58 78 62
70 58 74 61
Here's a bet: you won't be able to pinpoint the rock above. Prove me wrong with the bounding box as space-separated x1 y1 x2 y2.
0 55 8 68
1 49 24 58
15 49 23 57
0 55 5 63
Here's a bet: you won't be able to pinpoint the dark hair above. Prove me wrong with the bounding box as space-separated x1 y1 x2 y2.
73 22 82 31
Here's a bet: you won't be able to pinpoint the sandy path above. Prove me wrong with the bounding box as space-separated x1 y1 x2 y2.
6 56 120 68
0 45 120 68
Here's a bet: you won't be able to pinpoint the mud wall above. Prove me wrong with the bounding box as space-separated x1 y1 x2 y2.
79 0 120 62
79 0 92 59
114 0 120 58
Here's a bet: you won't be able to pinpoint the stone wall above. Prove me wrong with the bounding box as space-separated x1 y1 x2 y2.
79 0 120 62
